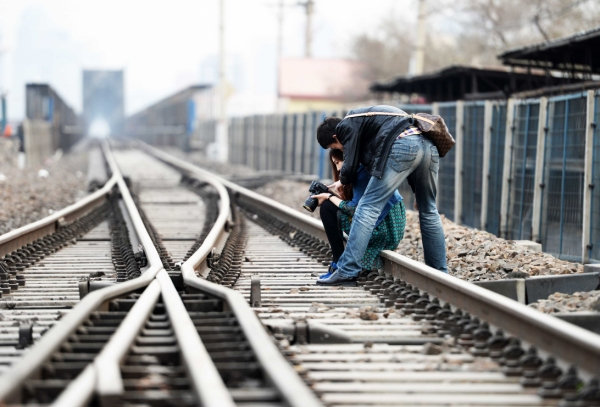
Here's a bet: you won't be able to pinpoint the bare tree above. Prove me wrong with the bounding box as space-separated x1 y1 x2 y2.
351 13 414 84
461 0 600 46
350 0 600 84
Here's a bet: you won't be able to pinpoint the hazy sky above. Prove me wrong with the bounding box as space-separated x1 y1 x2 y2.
0 0 424 120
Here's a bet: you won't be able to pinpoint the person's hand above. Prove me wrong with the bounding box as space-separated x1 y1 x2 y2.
327 180 343 197
311 192 332 207
413 200 418 211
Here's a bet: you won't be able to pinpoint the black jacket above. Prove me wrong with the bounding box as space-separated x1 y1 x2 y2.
336 105 412 185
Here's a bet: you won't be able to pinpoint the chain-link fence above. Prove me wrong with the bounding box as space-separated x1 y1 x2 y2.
592 91 600 263
541 94 587 260
437 103 457 222
485 102 507 236
505 100 540 241
461 102 485 229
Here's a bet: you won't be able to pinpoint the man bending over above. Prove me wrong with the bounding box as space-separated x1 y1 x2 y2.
316 105 447 286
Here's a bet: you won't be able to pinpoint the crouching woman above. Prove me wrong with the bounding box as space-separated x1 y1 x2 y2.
312 149 406 285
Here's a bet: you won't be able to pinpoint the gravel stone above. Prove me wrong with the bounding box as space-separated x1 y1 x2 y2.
0 138 88 235
528 291 600 314
395 211 583 281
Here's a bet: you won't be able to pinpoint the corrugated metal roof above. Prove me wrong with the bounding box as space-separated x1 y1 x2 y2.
370 64 579 102
498 26 600 74
499 26 600 59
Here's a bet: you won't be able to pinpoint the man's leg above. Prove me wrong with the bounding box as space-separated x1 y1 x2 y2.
332 138 423 280
408 136 448 273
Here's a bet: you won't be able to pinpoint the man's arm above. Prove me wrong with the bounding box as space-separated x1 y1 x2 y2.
338 123 361 185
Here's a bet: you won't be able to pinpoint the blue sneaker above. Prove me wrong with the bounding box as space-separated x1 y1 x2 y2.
316 270 357 287
319 262 337 279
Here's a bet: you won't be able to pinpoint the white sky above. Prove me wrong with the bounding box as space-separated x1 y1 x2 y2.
0 0 422 120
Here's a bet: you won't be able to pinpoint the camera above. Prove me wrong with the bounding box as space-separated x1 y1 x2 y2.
303 180 330 212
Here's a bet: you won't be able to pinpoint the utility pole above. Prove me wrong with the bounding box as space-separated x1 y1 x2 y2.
0 44 5 134
277 0 284 65
298 0 314 58
0 94 6 136
277 0 284 99
217 0 228 162
412 0 426 75
276 0 285 111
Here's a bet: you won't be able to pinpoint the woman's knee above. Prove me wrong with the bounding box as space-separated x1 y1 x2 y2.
320 200 336 217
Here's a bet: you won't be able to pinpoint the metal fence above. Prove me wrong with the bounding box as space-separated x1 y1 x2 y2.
193 91 600 264
540 94 587 261
436 103 457 222
591 91 600 262
484 102 507 236
505 100 540 241
461 102 485 229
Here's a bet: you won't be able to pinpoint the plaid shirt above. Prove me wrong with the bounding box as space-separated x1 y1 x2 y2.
397 125 422 139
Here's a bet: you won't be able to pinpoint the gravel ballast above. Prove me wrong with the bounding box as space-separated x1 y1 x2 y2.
397 211 583 281
0 138 88 235
528 291 600 314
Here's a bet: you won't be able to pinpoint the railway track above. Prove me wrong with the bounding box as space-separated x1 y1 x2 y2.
0 141 599 406
0 165 120 375
147 144 600 407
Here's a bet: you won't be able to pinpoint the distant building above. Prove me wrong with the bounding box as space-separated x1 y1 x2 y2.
83 70 125 136
126 84 216 150
278 58 368 113
25 83 80 151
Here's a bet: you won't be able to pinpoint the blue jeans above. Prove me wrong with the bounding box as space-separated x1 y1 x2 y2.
336 135 448 277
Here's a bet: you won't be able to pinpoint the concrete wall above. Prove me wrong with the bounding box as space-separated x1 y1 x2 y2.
23 119 53 167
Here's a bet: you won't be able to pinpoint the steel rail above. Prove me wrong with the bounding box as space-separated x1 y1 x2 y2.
141 142 328 242
0 143 166 403
37 142 236 407
104 142 235 407
0 173 118 257
96 142 235 406
0 269 163 403
101 142 164 269
53 280 162 407
1 143 237 406
381 251 600 376
180 275 325 407
142 144 325 407
95 280 162 405
143 144 600 378
156 269 236 407
50 365 96 407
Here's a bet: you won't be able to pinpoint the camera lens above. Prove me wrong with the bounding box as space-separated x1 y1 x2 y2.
303 196 318 212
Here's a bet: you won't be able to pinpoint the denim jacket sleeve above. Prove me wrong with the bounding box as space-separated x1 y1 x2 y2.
337 120 361 185
339 166 369 216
